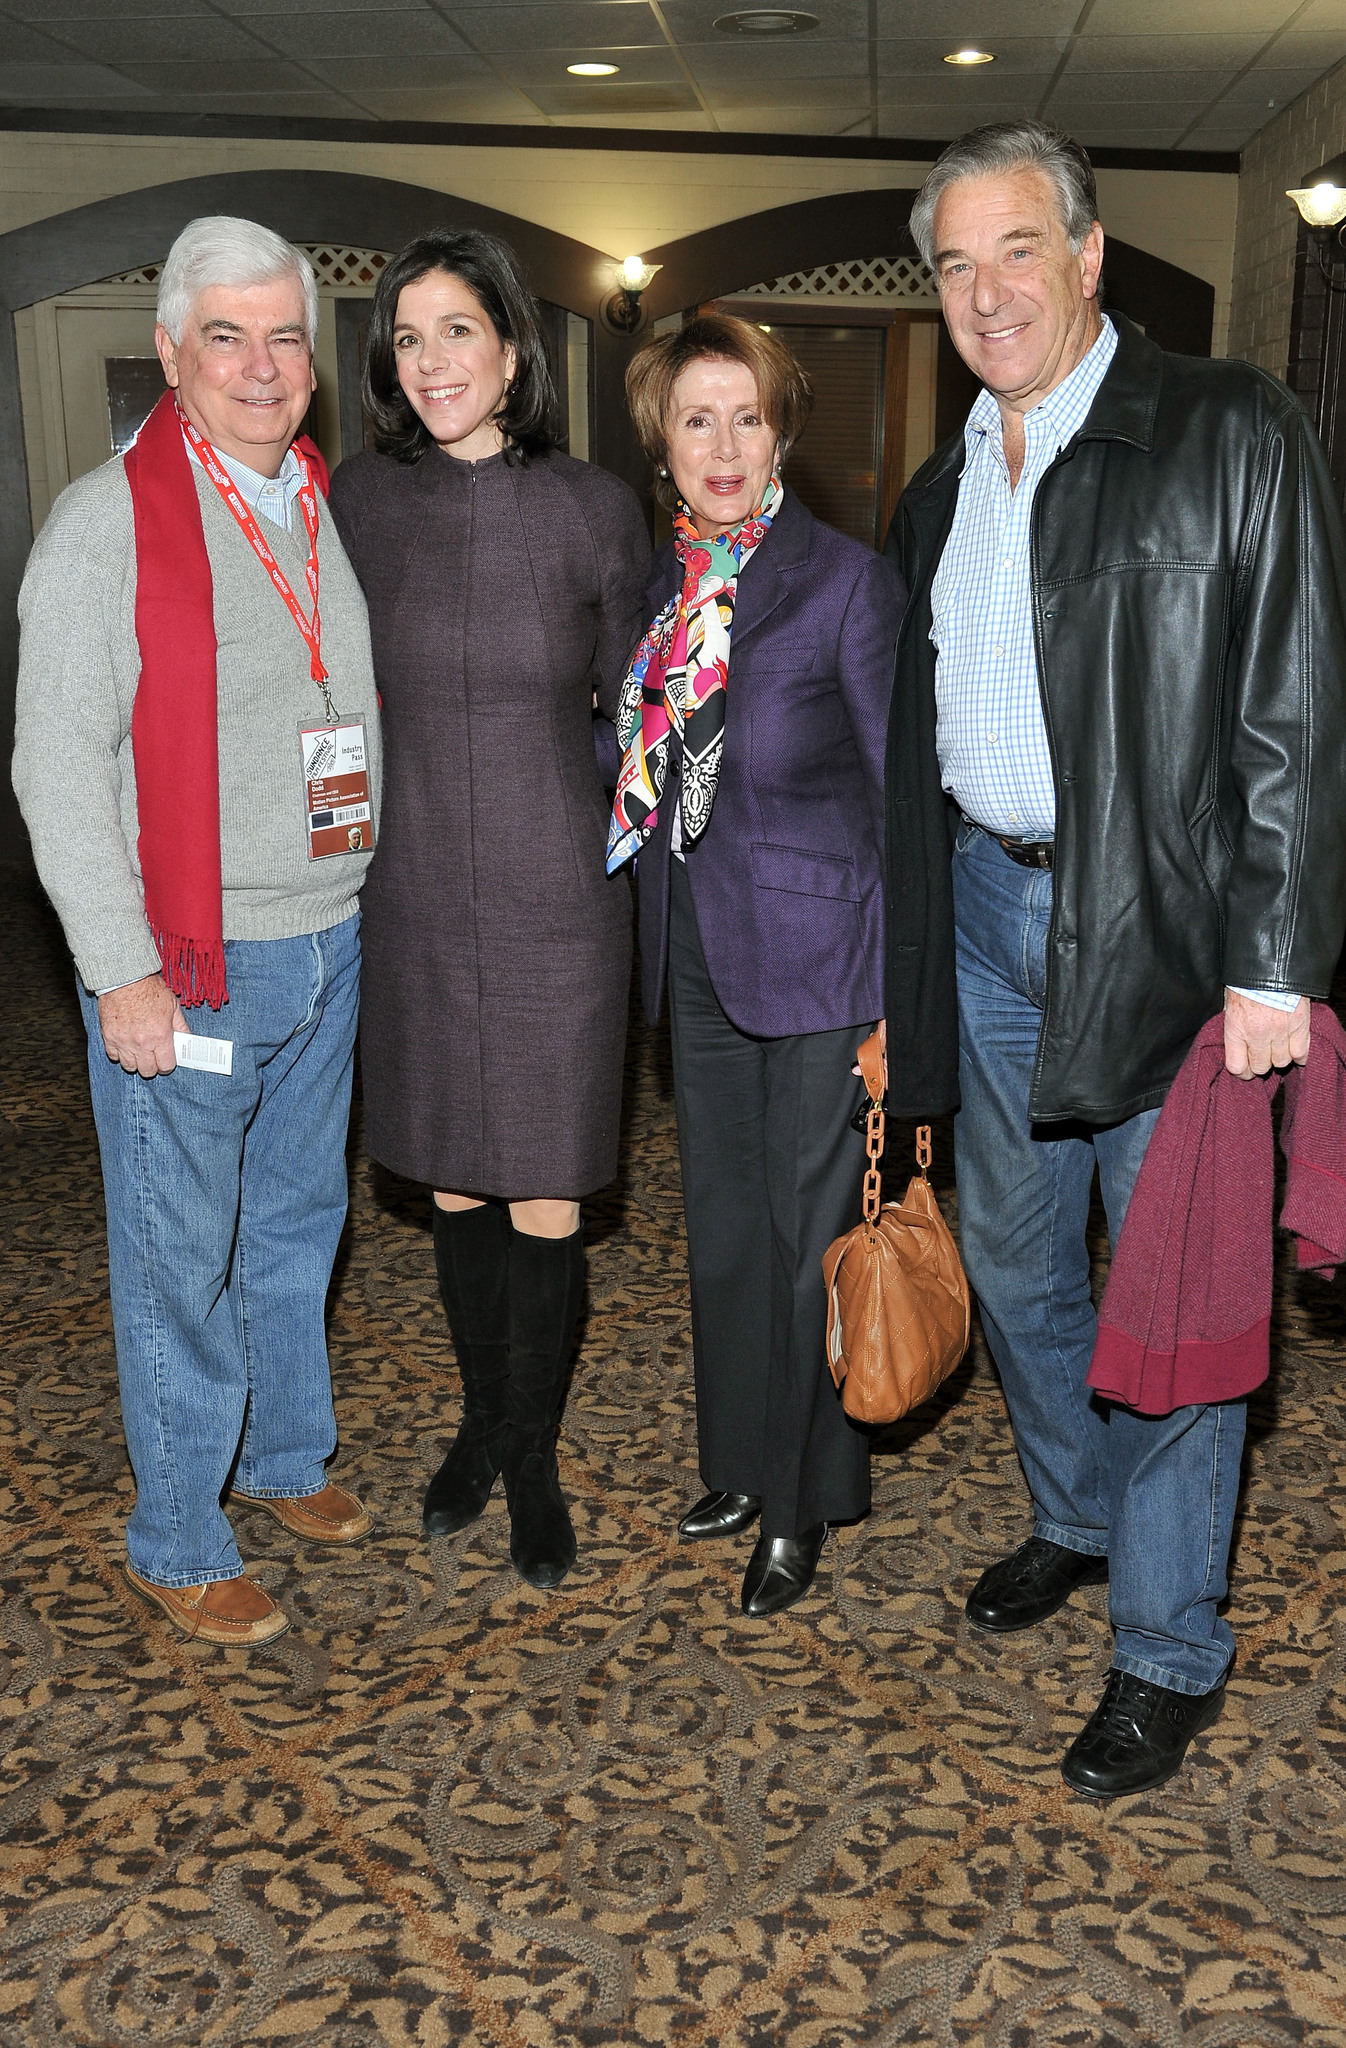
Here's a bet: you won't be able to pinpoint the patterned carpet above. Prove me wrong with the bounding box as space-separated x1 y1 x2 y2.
4 857 1346 2048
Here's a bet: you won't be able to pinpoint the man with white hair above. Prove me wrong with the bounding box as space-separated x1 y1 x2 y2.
13 215 382 1644
882 125 1346 1794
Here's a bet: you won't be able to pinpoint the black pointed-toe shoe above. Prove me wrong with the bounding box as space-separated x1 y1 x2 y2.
965 1535 1108 1633
1062 1667 1227 1798
678 1490 763 1540
741 1524 828 1617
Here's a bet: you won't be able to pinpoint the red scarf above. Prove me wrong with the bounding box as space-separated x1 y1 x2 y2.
123 392 329 1008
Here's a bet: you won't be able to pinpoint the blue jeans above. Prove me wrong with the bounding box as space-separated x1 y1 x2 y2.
953 824 1244 1695
81 915 361 1588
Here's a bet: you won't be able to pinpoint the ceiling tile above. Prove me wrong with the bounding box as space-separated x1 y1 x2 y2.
552 107 713 126
502 46 685 83
0 59 154 96
1084 0 1293 31
1212 64 1334 103
702 77 871 105
1065 123 1189 143
302 51 492 84
1259 30 1346 69
34 16 278 61
877 0 1078 31
233 10 474 56
0 20 96 58
209 0 440 11
1048 102 1194 129
875 111 964 137
1050 68 1241 103
337 83 546 115
527 78 702 111
1 0 213 15
164 89 375 112
660 0 871 40
446 3 664 52
1064 34 1266 70
687 38 867 77
878 67 1056 105
726 103 865 128
880 94 1034 119
0 0 1335 142
875 34 1070 75
111 57 326 89
1183 125 1261 145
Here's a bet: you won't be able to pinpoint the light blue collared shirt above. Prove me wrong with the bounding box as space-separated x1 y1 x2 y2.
186 438 306 534
930 317 1118 840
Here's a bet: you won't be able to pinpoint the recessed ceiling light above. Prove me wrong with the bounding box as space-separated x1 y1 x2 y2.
567 61 619 75
944 46 994 64
714 10 820 34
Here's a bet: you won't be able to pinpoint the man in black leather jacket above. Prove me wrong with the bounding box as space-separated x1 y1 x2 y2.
882 120 1346 1799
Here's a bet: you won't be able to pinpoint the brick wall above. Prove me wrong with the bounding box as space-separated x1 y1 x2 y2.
1229 55 1346 373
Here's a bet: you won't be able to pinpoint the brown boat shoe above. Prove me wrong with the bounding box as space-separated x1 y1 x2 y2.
123 1564 291 1645
229 1480 373 1544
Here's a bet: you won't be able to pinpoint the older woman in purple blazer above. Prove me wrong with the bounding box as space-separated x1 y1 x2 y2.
609 314 905 1616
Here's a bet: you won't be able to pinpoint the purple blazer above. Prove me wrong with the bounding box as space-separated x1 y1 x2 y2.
636 486 905 1036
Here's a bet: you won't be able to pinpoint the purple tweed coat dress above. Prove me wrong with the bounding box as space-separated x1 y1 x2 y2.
328 445 651 1199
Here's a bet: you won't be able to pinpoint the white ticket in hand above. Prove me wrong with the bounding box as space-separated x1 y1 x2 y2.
173 1031 233 1076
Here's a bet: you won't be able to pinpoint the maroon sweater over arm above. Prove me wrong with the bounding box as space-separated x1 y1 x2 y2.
1087 1003 1346 1416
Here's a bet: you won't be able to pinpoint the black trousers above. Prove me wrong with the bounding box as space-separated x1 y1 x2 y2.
666 861 873 1539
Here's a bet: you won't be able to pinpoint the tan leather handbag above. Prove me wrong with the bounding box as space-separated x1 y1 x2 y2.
821 1032 971 1426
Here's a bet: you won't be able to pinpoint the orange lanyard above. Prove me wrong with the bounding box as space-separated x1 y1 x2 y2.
178 407 336 719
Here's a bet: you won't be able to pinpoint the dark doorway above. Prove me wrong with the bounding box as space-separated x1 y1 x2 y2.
774 323 887 547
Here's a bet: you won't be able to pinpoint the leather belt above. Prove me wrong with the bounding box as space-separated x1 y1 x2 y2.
965 819 1054 870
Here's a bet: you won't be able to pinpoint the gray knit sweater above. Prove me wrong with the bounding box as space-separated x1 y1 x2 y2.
12 456 382 996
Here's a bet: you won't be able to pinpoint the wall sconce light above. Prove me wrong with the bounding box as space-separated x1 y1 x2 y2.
1287 154 1346 287
603 256 661 334
1287 154 1346 228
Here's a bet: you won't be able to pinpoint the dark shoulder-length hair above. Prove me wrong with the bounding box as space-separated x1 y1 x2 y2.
362 227 560 464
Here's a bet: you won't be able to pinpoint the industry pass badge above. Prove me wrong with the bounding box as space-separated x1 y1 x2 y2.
301 717 375 859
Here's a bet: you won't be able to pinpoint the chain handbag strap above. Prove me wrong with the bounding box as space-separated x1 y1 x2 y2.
863 1103 886 1223
855 1029 887 1226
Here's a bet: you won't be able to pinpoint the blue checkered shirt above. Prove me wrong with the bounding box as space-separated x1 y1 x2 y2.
930 317 1117 839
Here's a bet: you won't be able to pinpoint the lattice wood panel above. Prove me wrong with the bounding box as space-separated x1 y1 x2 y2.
103 246 391 292
740 256 938 306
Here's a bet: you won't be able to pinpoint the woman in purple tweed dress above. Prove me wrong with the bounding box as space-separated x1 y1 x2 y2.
329 229 649 1596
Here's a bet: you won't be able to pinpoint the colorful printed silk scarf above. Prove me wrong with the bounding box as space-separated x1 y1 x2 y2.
607 470 783 873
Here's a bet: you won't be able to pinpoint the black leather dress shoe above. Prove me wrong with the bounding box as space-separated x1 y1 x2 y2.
965 1535 1108 1632
678 1490 762 1540
1062 1667 1227 1798
741 1524 828 1617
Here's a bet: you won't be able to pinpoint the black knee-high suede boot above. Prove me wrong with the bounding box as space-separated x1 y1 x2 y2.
424 1202 513 1537
501 1226 585 1588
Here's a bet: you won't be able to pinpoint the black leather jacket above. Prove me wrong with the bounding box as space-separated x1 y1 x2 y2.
882 313 1346 1124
